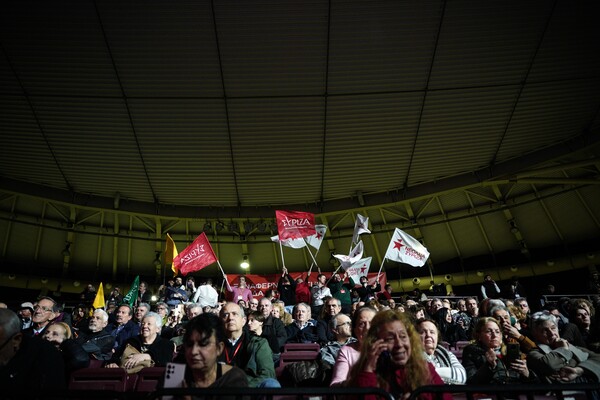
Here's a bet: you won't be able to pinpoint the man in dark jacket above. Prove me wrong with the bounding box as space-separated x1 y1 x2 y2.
278 267 297 307
257 297 287 362
76 309 114 360
107 304 140 350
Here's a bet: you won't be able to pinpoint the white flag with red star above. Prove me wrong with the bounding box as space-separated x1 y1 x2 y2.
352 214 371 244
334 240 364 269
271 224 327 250
345 257 372 280
384 228 429 267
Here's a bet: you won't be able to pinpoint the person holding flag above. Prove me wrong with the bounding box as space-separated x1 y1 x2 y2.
224 275 253 305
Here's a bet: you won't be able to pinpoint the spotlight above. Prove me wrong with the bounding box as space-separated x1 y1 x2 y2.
41 277 48 284
587 253 596 260
8 274 16 280
547 260 555 267
257 222 267 232
444 274 453 282
229 222 239 233
510 266 518 272
509 220 519 234
240 255 250 269
216 222 225 232
153 251 161 266
105 283 112 289
73 281 80 287
476 271 484 277
203 222 213 232
412 277 421 285
244 222 254 232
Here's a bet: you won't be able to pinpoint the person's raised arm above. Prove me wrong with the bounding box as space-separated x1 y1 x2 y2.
223 273 232 292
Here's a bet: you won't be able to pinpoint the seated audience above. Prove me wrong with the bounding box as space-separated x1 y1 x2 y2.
285 302 327 345
462 317 535 385
106 312 173 370
107 304 140 350
417 318 466 385
320 313 356 367
431 307 468 346
490 305 536 354
70 304 88 334
219 302 280 388
75 309 114 361
272 301 293 326
42 321 89 371
330 306 376 386
23 296 59 337
569 299 600 352
0 309 66 392
175 313 248 394
134 302 150 325
257 298 287 361
527 311 600 386
347 309 451 400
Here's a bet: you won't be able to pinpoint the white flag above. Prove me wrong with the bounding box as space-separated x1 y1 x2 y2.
306 225 327 250
271 224 327 250
345 257 372 280
334 240 364 269
384 228 430 267
352 214 371 244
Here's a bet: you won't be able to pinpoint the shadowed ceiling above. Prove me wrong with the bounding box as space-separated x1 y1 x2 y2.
0 1 599 294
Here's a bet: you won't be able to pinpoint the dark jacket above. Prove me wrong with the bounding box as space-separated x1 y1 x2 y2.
110 335 174 367
261 314 287 354
75 328 114 360
356 282 381 302
278 274 297 306
59 339 90 371
285 319 328 345
462 342 537 385
0 335 66 394
108 319 140 350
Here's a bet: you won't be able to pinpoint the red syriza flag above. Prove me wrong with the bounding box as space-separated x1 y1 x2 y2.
275 210 316 241
173 232 218 276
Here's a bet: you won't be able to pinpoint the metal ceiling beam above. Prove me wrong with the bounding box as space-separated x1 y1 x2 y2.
465 191 496 265
531 184 565 243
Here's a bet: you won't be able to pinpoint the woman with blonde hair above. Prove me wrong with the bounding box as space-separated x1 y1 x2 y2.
347 309 450 400
271 301 293 326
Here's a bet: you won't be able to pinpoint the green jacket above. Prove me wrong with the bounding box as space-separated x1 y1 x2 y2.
328 276 356 305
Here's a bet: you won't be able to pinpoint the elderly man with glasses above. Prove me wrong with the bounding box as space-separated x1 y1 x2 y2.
22 296 59 338
320 313 356 367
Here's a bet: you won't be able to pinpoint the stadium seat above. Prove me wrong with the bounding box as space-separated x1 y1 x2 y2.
69 368 130 392
283 342 320 353
136 367 166 392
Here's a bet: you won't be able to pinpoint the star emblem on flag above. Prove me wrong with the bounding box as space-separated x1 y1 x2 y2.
393 239 404 251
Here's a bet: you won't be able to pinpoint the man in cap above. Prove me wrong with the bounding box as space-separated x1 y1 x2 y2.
18 302 34 330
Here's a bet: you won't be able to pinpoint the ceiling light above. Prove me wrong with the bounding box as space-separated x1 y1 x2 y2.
240 255 250 269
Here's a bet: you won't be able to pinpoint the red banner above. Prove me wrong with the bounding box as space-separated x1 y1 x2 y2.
224 272 387 299
173 233 217 276
275 210 316 240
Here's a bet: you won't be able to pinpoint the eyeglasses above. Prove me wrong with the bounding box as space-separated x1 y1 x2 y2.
33 305 53 312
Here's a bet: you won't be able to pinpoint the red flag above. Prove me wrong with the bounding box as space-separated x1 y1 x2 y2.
173 232 217 276
275 210 316 241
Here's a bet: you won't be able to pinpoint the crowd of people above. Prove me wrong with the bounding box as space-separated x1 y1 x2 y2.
1 269 599 399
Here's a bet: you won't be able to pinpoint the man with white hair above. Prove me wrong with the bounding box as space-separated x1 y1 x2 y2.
75 309 114 361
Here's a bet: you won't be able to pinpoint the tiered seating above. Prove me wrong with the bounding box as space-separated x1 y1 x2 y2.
69 368 131 391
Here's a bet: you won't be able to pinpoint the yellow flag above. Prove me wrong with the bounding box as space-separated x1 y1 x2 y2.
92 282 105 310
165 233 179 277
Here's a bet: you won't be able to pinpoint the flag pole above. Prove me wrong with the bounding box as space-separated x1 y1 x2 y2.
278 240 286 269
302 237 320 269
376 257 387 280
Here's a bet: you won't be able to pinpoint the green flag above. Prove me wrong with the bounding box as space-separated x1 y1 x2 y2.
123 275 140 307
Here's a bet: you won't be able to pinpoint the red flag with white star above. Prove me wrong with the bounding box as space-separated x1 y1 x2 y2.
173 232 218 275
384 228 430 267
275 210 316 241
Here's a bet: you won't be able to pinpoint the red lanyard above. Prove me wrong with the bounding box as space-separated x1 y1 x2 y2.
225 338 243 364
